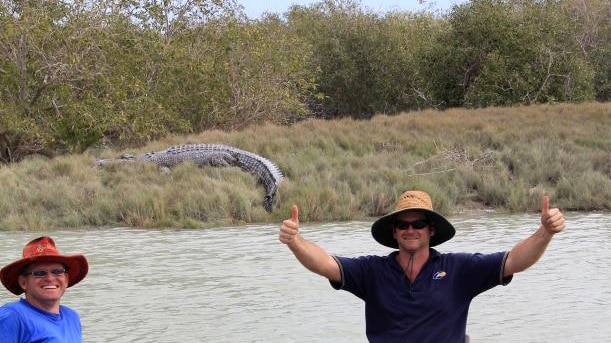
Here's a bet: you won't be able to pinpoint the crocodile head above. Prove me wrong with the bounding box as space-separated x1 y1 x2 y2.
96 154 136 167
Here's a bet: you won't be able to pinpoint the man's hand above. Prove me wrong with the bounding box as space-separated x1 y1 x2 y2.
279 205 300 245
541 196 566 235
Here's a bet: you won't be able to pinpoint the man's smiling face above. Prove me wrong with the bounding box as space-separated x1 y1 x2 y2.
18 261 68 313
392 211 434 253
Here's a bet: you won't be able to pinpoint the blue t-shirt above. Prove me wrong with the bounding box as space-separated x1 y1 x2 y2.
0 298 83 343
331 249 512 343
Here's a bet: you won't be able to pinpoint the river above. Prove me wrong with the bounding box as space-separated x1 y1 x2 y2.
1 211 610 342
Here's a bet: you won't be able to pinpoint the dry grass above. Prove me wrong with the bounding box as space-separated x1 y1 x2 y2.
1 102 609 230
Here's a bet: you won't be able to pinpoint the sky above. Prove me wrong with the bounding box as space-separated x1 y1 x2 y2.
238 0 468 19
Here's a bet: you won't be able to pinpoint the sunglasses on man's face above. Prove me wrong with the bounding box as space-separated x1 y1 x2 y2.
394 219 430 230
22 268 67 278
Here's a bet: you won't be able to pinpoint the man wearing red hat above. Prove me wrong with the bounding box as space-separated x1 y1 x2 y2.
0 236 89 343
279 190 566 343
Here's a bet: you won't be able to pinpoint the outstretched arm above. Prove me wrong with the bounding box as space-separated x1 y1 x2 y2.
279 205 341 282
504 196 566 277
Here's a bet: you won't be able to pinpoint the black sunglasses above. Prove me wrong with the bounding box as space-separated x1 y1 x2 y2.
22 268 68 278
394 219 430 230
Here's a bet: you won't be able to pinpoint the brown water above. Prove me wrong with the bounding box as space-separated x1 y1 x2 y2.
1 212 609 342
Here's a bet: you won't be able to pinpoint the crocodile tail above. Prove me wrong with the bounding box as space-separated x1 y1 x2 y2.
264 195 273 213
224 146 284 212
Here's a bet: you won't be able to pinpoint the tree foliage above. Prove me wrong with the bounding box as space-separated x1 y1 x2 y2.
0 0 608 161
423 0 597 108
287 0 448 118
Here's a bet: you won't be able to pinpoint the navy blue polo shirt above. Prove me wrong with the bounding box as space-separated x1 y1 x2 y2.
330 249 511 343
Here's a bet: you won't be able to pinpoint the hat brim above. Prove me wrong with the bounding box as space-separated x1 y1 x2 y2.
1 255 88 295
371 208 456 248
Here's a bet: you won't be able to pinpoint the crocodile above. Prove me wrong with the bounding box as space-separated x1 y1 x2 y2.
96 144 284 213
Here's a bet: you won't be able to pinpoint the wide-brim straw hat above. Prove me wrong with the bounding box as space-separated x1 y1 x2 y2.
1 236 88 295
371 190 456 248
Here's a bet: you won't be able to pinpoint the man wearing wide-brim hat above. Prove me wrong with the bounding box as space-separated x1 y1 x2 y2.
0 236 89 343
279 190 566 343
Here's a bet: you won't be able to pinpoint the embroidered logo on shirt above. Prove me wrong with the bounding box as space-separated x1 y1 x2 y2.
433 271 447 280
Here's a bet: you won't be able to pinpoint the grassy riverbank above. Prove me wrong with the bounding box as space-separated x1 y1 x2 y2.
0 102 609 231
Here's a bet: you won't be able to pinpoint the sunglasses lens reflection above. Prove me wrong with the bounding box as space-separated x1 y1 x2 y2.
395 220 429 230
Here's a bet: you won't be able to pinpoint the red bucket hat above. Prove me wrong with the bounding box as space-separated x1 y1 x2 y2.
371 190 456 248
0 236 88 295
